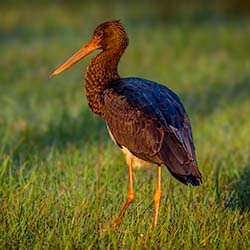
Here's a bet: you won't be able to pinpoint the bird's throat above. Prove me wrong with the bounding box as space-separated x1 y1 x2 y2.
84 49 122 117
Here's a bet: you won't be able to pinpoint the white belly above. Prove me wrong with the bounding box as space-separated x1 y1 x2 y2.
121 146 151 168
107 124 151 169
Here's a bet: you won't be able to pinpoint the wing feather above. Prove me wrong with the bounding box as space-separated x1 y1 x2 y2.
104 77 202 185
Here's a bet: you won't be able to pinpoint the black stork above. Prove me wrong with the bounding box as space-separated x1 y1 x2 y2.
50 20 202 230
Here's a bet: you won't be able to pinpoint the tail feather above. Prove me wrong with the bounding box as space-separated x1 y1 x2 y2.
187 175 202 186
160 133 202 186
167 165 202 186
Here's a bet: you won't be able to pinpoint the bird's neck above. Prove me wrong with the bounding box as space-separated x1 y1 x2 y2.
85 48 123 117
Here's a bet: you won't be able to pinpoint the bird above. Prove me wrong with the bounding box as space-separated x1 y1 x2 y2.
50 20 202 230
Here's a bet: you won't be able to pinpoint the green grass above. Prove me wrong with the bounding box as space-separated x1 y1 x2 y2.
1 2 250 249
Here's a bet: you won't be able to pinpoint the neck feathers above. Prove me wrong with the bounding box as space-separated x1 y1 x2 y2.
84 47 125 117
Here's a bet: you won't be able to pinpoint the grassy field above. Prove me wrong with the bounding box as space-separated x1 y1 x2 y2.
0 2 250 249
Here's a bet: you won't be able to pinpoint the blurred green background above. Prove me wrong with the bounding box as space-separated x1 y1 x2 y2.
0 0 250 249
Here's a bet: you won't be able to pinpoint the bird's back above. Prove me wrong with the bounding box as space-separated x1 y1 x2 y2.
104 77 202 186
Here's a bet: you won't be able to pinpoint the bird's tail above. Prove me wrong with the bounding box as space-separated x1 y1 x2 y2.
160 135 202 186
159 130 202 186
166 162 202 186
167 164 202 186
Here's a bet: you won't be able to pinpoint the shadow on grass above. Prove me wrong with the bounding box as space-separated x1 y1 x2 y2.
181 77 250 117
225 165 250 212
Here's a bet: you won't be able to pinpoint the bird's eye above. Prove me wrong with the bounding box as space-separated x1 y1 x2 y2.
96 31 103 37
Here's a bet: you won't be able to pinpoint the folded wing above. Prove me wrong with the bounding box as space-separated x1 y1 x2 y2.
104 77 202 185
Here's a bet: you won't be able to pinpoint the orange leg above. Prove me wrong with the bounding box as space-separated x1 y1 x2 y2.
153 166 162 229
112 161 134 228
101 160 134 232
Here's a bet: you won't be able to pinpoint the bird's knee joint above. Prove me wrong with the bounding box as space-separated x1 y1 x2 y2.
127 192 134 202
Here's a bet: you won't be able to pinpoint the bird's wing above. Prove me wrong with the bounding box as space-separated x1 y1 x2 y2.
104 77 201 185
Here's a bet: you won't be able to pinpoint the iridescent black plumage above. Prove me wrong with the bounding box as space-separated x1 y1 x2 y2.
104 77 202 186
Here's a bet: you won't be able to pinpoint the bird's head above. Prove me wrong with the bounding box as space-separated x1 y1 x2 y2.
94 20 128 50
50 20 128 77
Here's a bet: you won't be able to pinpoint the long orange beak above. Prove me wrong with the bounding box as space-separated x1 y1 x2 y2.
50 37 100 78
